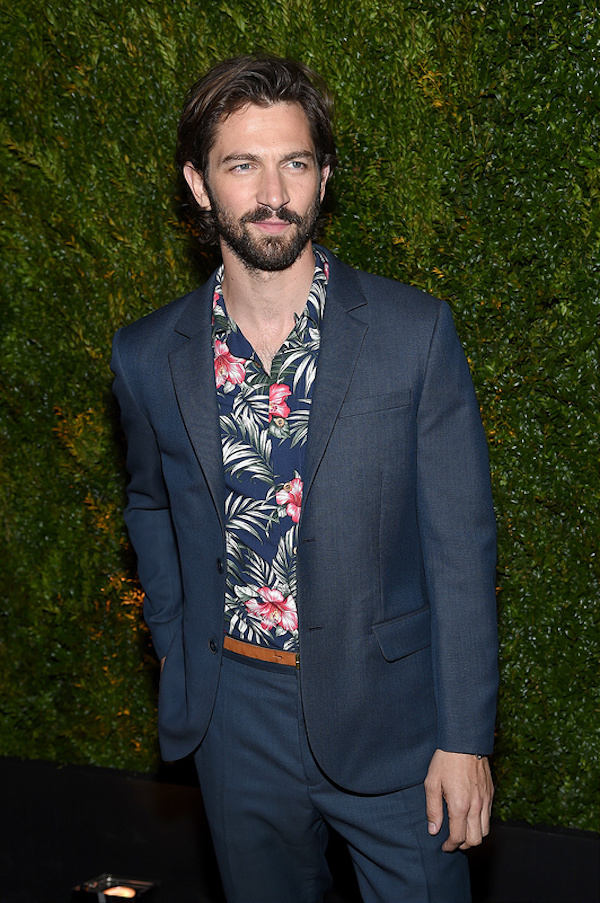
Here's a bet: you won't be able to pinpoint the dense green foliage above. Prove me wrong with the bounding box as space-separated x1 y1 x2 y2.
1 0 598 831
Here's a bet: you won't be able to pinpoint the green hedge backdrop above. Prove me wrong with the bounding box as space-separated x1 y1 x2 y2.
1 0 598 832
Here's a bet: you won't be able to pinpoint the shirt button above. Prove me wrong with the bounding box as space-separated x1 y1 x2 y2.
209 639 218 653
216 558 224 574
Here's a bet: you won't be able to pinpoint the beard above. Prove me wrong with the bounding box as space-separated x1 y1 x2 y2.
206 186 322 272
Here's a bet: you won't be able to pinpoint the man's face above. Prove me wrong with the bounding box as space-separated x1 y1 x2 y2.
184 102 330 272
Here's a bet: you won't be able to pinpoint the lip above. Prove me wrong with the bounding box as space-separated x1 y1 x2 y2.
252 220 291 234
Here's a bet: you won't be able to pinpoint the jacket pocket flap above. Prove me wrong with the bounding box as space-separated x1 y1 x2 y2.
372 606 431 662
338 389 411 419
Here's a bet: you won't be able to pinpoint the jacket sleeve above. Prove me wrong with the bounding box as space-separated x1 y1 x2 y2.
111 328 183 660
416 301 498 755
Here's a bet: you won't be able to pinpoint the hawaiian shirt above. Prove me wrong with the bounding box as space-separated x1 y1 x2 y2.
212 249 329 652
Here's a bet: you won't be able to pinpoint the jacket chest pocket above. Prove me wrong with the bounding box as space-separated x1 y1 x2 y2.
331 390 413 468
338 389 411 419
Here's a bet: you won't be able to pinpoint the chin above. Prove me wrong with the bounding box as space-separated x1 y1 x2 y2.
226 231 312 272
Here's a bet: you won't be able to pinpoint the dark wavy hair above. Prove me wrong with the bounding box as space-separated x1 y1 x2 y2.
176 54 337 244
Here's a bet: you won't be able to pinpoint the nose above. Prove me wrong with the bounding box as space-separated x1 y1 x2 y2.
256 165 289 212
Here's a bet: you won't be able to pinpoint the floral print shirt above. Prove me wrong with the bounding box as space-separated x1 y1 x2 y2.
212 249 328 652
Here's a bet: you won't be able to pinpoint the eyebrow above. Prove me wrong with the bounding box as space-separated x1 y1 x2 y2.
219 150 316 166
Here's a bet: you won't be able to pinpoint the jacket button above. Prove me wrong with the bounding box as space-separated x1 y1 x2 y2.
216 558 224 574
209 639 218 653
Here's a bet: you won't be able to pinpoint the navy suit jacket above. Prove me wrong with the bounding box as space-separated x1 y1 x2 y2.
111 247 498 794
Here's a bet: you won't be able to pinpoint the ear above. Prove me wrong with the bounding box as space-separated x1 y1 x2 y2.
319 164 331 202
183 162 211 209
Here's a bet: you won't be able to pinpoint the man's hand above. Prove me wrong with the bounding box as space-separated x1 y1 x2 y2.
424 749 493 851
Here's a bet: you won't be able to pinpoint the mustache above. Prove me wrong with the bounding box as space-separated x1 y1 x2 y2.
241 206 303 226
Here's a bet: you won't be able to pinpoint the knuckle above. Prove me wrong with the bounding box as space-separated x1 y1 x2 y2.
453 801 470 816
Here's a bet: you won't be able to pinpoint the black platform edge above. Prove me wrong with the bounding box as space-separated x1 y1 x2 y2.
1 757 598 903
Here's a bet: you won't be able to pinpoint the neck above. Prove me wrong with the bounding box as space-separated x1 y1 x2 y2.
219 242 316 372
221 241 316 324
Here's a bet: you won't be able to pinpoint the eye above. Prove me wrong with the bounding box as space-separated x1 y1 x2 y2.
231 162 252 172
288 160 307 170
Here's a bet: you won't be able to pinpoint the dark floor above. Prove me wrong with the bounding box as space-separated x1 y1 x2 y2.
1 757 598 903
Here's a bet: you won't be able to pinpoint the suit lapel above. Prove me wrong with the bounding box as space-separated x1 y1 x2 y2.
302 251 369 504
169 280 225 527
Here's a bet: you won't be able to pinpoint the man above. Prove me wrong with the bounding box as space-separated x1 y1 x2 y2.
112 55 498 903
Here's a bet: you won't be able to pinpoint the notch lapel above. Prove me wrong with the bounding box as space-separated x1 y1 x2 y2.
302 252 369 505
169 282 225 527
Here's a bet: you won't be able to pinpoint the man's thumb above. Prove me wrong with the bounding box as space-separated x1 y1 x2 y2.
426 789 443 835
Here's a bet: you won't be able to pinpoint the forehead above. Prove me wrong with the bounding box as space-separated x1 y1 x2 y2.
210 101 315 160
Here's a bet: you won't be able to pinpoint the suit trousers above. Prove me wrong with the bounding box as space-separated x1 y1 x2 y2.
193 652 471 903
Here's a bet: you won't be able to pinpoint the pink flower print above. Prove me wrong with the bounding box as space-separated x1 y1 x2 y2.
214 338 246 389
213 291 220 308
276 477 303 523
269 383 292 420
245 587 298 633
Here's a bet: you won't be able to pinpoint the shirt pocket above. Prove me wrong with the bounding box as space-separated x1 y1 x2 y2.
338 389 411 419
372 605 431 662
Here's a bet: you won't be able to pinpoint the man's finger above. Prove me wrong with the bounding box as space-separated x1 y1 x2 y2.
441 800 469 852
459 800 484 850
481 793 492 838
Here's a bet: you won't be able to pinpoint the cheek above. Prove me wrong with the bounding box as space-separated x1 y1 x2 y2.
298 180 323 213
222 185 258 216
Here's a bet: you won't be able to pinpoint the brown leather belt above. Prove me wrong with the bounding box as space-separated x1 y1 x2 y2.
223 635 299 668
